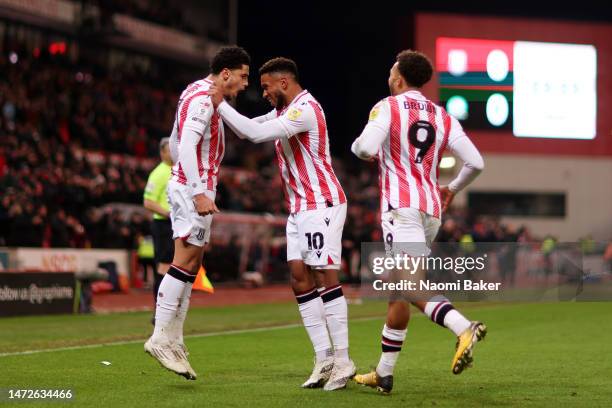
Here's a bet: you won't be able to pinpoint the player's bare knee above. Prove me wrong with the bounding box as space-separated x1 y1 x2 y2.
307 265 340 288
173 243 203 275
311 269 326 288
290 270 311 285
321 269 340 287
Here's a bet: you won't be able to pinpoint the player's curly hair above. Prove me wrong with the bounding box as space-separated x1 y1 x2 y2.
396 50 433 88
210 46 251 74
258 57 299 81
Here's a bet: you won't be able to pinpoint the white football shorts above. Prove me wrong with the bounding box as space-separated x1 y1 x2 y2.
381 207 441 257
167 179 215 247
286 203 347 270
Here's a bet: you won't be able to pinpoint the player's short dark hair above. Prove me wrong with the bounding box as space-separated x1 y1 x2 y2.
258 57 299 82
396 50 433 88
210 46 250 75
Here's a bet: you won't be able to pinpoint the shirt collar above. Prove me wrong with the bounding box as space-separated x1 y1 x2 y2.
280 89 309 114
401 89 425 100
291 89 309 105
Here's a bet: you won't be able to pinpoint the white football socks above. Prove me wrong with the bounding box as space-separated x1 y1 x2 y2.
320 285 349 362
152 273 185 341
377 324 407 377
424 295 471 336
152 265 196 343
296 287 333 362
443 309 471 336
171 282 193 345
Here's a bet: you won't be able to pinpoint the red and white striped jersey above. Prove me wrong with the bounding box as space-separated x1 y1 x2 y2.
367 90 467 218
169 78 224 193
260 90 346 214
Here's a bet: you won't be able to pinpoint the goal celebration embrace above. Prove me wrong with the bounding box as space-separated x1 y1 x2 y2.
145 45 487 395
2 4 609 407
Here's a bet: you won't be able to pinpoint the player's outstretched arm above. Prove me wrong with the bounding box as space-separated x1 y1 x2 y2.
217 100 288 143
253 110 277 124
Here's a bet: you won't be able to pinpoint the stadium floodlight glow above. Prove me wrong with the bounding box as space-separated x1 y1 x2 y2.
447 49 468 76
486 49 509 82
446 95 469 120
486 93 509 127
439 156 456 169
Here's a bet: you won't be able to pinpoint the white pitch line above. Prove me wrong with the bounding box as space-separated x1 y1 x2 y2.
0 316 383 358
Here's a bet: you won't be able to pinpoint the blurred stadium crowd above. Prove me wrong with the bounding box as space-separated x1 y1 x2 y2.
0 40 561 280
91 0 190 32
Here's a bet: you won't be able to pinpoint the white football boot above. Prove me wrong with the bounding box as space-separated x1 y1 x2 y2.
144 336 193 380
301 357 334 388
324 359 356 391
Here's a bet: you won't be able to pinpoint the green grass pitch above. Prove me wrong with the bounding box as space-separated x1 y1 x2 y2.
1 301 611 407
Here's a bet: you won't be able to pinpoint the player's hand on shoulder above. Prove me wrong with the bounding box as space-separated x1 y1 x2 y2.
193 194 220 216
208 84 224 108
439 185 455 212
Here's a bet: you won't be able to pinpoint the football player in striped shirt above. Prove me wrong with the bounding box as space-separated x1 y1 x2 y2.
209 58 354 391
145 46 250 381
351 50 487 394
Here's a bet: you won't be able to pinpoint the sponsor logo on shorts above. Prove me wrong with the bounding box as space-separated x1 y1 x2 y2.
196 228 205 240
324 217 330 226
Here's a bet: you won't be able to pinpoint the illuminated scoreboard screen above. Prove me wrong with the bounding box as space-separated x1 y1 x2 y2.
436 38 597 139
